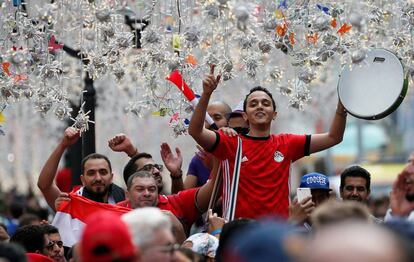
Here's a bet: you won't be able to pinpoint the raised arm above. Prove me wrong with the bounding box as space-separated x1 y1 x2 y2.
185 147 214 189
309 100 347 154
108 133 139 158
37 127 80 211
388 164 414 218
160 143 184 194
188 65 221 150
196 157 220 212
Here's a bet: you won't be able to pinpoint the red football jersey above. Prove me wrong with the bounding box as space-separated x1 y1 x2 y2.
210 131 310 219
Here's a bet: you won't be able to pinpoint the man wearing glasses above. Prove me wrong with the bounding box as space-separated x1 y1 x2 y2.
122 143 184 195
10 225 50 256
107 133 185 194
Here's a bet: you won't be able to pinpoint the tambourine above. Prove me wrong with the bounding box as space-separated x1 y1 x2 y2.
337 49 409 120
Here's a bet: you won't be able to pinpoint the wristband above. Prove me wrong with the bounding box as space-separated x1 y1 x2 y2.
210 228 222 236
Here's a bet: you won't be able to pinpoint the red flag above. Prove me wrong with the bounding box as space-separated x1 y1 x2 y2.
52 192 131 247
48 35 63 52
166 70 196 102
166 70 216 127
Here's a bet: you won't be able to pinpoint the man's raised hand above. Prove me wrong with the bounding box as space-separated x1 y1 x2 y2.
54 192 71 211
390 164 414 216
108 133 138 157
61 127 80 147
288 196 315 224
160 143 183 177
202 64 221 95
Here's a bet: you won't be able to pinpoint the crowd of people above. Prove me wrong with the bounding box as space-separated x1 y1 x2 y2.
0 67 413 262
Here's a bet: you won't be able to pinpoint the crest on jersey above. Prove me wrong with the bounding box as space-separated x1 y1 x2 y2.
273 151 284 162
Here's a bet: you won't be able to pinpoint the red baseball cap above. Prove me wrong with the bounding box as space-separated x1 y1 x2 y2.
80 211 138 262
26 253 54 262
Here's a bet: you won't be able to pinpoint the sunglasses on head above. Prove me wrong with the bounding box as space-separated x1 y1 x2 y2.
139 163 163 172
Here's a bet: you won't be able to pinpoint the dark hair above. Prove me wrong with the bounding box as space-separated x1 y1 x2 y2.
10 225 46 253
126 171 156 191
340 165 371 191
243 86 276 112
81 153 112 175
123 153 153 185
0 242 28 262
216 218 257 262
9 202 24 219
39 224 59 235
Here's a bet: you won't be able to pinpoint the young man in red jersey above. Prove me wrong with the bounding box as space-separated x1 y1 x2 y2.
188 65 347 219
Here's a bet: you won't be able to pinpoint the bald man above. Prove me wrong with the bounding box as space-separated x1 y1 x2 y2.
183 101 232 191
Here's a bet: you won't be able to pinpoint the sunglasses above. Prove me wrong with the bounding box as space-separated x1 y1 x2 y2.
46 240 63 250
139 163 163 172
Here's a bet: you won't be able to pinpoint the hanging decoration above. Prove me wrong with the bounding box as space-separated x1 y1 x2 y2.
0 0 413 136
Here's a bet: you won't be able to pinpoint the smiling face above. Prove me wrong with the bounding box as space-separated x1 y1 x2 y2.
127 176 159 209
243 91 277 128
340 177 370 202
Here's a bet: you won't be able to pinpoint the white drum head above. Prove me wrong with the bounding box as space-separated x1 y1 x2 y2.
338 49 408 120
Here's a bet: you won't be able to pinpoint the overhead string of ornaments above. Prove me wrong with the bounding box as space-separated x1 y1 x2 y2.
1 0 414 136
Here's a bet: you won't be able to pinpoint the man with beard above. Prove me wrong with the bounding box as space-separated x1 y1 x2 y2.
385 162 414 222
38 127 125 211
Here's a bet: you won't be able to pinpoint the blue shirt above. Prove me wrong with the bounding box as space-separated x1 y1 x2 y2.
187 156 210 187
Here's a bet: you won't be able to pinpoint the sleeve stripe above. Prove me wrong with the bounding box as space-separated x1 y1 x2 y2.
207 131 220 152
304 135 311 156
